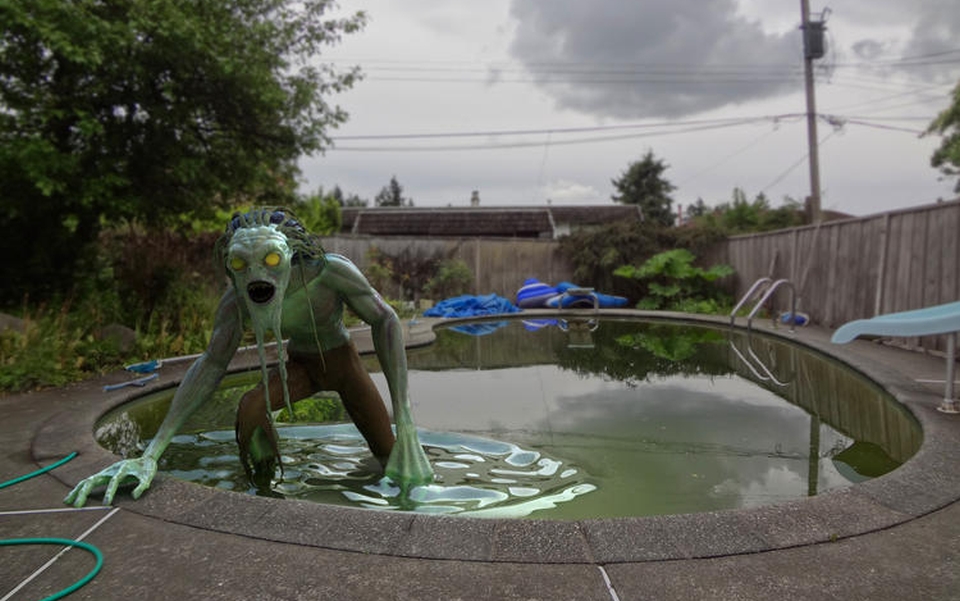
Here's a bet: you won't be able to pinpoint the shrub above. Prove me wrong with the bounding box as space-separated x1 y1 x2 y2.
614 249 734 314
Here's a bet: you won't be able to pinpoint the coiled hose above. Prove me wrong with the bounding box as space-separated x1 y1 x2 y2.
1 452 105 601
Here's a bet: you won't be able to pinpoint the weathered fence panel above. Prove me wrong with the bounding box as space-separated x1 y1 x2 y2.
708 200 960 353
320 235 574 301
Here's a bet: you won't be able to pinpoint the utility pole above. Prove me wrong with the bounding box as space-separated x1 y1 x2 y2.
800 0 825 223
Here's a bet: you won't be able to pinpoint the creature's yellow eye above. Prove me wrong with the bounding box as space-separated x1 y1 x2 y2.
264 252 281 267
229 256 247 271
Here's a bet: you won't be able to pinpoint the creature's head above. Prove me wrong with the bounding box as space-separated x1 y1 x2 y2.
215 208 324 316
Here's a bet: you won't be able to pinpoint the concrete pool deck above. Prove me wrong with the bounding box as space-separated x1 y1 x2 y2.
3 311 960 600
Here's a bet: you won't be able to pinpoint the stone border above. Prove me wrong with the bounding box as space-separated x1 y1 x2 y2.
34 311 960 564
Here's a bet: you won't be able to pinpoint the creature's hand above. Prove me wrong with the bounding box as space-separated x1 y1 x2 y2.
385 415 434 488
64 456 158 507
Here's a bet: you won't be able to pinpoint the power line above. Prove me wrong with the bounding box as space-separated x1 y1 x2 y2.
331 115 800 141
328 110 928 153
332 122 760 152
329 115 800 152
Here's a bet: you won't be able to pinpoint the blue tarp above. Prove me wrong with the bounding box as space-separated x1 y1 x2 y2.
423 294 522 319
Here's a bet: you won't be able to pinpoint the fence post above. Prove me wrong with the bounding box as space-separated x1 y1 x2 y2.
474 237 481 295
874 213 890 317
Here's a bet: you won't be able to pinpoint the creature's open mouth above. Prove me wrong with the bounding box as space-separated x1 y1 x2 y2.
247 281 276 304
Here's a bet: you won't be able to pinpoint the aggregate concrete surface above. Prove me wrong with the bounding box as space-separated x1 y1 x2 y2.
2 312 959 600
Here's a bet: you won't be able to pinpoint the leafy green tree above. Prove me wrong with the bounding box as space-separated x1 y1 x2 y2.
928 81 960 192
0 0 365 303
694 189 804 234
374 175 413 207
294 193 342 235
611 151 676 227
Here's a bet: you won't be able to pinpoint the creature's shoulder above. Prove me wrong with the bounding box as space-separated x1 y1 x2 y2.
323 252 354 265
320 253 362 273
317 253 367 283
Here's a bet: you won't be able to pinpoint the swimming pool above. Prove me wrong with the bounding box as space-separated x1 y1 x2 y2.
96 316 920 520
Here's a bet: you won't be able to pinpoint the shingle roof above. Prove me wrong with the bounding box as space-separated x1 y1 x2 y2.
340 205 641 237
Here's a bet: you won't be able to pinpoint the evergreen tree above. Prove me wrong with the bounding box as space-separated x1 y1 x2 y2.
611 151 676 227
375 175 413 207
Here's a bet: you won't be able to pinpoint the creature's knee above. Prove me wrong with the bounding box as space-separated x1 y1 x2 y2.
235 388 268 438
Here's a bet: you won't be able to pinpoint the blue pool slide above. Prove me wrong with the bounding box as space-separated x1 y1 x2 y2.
831 300 960 413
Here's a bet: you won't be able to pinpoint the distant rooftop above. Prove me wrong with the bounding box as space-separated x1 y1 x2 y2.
340 205 643 238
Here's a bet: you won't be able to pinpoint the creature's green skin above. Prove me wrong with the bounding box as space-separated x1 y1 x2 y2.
66 221 434 507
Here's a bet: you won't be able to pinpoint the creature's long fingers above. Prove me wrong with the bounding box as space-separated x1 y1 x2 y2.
103 467 129 506
65 479 93 508
131 462 155 500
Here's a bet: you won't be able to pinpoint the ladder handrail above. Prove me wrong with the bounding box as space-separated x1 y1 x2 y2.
730 277 772 325
731 277 798 333
746 279 797 333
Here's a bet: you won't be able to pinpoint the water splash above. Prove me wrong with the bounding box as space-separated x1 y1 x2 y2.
162 424 596 518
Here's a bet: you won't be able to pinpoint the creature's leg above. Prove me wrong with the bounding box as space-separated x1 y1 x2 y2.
302 343 396 468
235 360 317 486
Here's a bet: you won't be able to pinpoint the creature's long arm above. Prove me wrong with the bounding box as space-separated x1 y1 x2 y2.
142 290 243 460
65 290 243 507
322 256 434 486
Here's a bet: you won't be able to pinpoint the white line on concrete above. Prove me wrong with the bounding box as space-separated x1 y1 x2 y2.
0 506 113 517
597 565 622 601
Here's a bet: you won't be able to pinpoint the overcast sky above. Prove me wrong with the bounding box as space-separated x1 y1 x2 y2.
298 0 960 217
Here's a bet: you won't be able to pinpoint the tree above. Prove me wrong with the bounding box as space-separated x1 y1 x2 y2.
0 0 365 303
375 175 413 207
928 81 960 192
611 151 676 227
295 192 342 235
686 198 709 219
317 184 367 207
692 189 805 234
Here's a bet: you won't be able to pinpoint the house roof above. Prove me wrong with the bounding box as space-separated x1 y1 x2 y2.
340 205 642 238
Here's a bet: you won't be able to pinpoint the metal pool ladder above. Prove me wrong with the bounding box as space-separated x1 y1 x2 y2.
727 277 798 387
730 277 798 333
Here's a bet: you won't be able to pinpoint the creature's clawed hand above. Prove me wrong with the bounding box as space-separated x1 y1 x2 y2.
385 416 434 488
64 457 158 507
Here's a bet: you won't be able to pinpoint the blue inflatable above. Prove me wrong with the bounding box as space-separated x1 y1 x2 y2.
516 278 559 308
517 279 628 309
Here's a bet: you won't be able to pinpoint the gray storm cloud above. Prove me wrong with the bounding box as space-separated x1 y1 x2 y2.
508 0 801 119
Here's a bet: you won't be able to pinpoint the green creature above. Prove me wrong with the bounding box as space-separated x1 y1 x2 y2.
66 208 434 507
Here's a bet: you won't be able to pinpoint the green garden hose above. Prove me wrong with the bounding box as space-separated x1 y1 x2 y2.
0 538 103 601
0 451 78 490
1 452 105 600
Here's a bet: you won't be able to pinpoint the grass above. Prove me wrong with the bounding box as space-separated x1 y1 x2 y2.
0 287 418 395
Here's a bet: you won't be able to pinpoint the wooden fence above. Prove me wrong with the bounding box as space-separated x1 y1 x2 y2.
707 200 960 353
320 235 574 302
324 200 960 353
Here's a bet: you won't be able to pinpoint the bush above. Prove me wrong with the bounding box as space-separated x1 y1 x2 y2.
0 301 125 391
423 259 473 300
558 221 727 301
614 249 734 314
